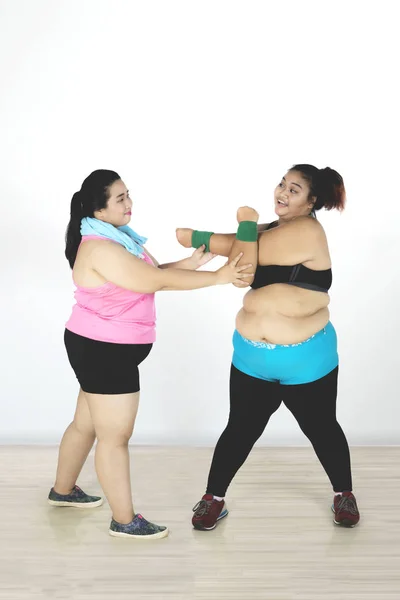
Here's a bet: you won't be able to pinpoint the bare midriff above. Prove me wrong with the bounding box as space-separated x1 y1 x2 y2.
235 283 331 345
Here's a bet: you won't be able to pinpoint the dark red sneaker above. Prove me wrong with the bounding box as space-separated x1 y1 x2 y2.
332 492 360 528
192 494 229 530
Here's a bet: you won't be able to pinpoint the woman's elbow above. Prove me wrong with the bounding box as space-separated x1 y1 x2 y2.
127 272 165 294
150 270 168 292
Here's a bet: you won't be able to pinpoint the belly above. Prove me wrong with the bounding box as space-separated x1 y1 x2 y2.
236 284 331 344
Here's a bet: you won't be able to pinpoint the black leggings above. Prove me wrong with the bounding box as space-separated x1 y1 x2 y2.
206 364 352 496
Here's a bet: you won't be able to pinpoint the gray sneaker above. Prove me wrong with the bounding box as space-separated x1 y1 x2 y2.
109 513 169 539
48 485 103 508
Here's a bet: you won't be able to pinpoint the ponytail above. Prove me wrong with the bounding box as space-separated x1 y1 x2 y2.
65 169 121 269
315 167 346 211
65 191 83 269
291 164 346 213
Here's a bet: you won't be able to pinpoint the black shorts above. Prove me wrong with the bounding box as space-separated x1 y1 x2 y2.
64 329 153 395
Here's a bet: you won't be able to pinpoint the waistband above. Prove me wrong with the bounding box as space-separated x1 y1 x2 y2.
235 323 331 350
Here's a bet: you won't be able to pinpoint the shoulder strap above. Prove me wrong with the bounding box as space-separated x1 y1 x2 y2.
266 221 279 230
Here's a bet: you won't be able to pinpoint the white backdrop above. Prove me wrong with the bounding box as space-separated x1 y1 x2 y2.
1 0 399 445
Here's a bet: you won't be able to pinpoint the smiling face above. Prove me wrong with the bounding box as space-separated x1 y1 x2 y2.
94 179 133 227
274 170 316 222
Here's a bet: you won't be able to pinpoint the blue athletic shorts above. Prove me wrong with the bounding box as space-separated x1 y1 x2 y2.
232 321 338 385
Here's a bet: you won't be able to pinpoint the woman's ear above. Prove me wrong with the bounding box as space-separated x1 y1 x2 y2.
308 195 317 210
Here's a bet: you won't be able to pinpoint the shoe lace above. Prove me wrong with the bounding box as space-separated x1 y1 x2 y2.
192 499 211 517
337 494 358 515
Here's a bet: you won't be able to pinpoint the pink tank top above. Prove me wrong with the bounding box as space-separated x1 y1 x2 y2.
65 236 156 344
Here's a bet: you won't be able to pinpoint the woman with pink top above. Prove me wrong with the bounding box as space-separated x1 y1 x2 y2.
48 169 252 540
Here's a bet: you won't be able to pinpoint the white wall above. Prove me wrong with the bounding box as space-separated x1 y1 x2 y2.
1 0 399 445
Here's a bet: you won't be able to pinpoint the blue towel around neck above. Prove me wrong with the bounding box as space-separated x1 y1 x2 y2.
80 217 148 258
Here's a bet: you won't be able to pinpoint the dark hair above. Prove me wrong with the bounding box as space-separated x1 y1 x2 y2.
290 164 346 213
65 169 121 268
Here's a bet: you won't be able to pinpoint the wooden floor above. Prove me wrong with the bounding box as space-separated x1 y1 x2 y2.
0 445 399 600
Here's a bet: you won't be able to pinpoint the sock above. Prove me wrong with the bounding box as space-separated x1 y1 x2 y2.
213 495 224 502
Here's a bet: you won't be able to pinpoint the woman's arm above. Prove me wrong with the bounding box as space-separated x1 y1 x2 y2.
210 223 268 256
90 241 253 293
158 258 195 270
143 246 215 271
227 207 259 288
176 223 270 257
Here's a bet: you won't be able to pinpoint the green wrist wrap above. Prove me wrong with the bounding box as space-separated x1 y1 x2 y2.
236 221 258 242
191 230 214 253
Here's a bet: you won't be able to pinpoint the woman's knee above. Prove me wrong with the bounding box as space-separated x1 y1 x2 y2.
72 417 96 438
95 425 133 446
85 391 139 446
72 390 96 437
224 417 267 445
298 418 340 442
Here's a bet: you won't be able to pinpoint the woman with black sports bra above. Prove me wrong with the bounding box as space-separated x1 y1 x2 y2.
176 163 360 531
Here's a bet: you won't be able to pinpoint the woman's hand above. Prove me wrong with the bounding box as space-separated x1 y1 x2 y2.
186 246 217 270
215 252 254 286
236 206 259 223
176 228 193 248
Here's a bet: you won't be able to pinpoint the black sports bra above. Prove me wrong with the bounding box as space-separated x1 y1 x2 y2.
250 221 332 293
